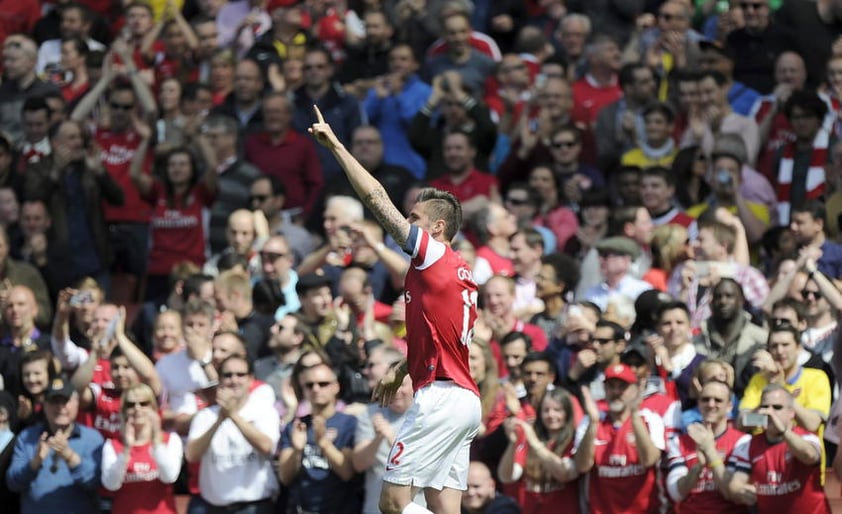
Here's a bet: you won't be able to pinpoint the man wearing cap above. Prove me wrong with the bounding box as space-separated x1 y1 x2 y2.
582 236 652 312
698 39 760 117
576 362 665 514
686 151 771 243
6 377 103 514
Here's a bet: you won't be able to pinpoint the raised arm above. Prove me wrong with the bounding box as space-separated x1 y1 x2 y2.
130 119 154 196
309 106 411 247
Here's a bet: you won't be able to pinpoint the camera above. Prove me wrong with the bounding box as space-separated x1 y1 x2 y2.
741 412 768 429
715 169 733 185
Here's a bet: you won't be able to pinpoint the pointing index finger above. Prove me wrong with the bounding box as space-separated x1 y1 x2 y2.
313 105 325 124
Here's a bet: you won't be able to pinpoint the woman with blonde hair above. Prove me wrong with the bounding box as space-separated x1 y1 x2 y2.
468 337 499 437
644 223 691 291
101 383 182 514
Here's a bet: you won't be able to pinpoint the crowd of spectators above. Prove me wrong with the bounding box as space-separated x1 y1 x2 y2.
3 0 842 512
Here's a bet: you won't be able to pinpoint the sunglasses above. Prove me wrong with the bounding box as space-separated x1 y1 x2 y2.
249 194 269 203
658 12 681 21
506 197 529 206
801 289 822 300
125 400 151 409
221 371 249 379
260 251 287 261
551 140 578 149
304 380 334 390
592 338 616 345
759 404 786 410
740 2 766 10
699 396 726 404
110 102 135 111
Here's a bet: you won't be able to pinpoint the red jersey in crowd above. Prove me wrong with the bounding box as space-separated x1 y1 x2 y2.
666 426 748 514
588 409 665 514
144 181 215 276
109 435 178 514
95 127 152 223
729 428 831 514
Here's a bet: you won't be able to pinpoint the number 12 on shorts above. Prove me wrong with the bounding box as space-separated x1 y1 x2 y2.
460 288 478 346
386 441 406 471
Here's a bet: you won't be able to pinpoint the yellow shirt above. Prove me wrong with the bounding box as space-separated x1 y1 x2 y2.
687 201 771 225
620 147 677 169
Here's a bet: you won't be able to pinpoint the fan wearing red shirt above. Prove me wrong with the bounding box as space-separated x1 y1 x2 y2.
429 131 500 220
71 307 162 441
726 384 831 514
577 364 665 514
570 35 623 128
310 106 481 514
70 53 158 281
666 381 748 514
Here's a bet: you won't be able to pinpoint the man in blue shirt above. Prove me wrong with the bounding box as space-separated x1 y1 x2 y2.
790 199 842 280
6 376 103 514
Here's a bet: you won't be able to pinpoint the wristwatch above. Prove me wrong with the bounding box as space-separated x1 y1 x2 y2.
198 355 213 367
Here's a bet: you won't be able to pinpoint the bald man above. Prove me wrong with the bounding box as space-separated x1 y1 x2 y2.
0 285 51 395
0 35 59 142
461 461 520 514
204 209 262 277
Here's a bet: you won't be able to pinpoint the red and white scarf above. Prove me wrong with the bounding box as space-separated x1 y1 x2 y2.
776 129 829 223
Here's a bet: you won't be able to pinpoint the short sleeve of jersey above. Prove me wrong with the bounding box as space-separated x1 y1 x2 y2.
355 407 375 443
665 435 689 502
641 409 666 451
727 434 753 474
801 369 831 420
403 225 445 266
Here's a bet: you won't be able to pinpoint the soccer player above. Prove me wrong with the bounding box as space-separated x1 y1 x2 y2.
309 107 481 514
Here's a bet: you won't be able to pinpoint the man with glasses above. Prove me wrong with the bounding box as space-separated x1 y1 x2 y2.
186 355 280 514
566 319 627 401
740 324 830 435
70 42 157 290
727 0 798 94
666 380 748 513
279 362 360 513
292 46 364 180
728 385 831 513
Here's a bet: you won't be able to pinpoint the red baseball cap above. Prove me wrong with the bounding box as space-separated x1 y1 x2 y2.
604 364 637 385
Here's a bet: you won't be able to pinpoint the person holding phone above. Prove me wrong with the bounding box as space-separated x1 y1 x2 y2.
727 385 831 512
738 323 830 436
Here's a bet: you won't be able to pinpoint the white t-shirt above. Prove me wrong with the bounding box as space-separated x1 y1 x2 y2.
155 350 212 415
188 391 280 506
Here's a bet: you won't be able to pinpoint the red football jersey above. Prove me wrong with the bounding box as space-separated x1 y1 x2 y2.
403 226 479 395
666 426 748 514
729 428 830 513
91 384 122 440
589 410 665 514
110 435 177 514
95 127 152 223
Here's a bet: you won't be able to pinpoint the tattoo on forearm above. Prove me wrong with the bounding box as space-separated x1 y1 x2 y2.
364 188 407 246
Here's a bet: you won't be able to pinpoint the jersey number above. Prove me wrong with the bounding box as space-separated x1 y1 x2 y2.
460 289 478 346
389 442 405 466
